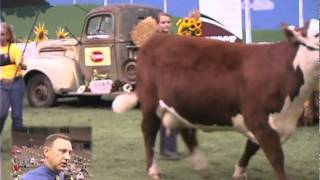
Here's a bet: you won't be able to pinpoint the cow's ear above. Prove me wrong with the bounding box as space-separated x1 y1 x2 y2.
282 24 295 41
300 21 309 37
283 25 300 42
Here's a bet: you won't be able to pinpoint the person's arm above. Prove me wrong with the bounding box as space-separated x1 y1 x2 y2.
11 44 27 70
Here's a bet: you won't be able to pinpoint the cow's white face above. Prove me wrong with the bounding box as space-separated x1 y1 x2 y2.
269 19 320 143
306 19 320 50
288 19 319 53
290 19 319 72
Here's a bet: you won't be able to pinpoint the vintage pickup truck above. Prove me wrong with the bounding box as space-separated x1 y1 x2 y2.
23 4 161 107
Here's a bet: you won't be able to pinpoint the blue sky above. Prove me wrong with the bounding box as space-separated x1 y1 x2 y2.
45 0 317 30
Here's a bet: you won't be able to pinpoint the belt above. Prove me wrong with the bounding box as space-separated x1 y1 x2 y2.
0 76 21 84
0 78 13 84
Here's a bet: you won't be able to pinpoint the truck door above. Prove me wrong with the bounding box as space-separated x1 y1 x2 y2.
80 14 116 86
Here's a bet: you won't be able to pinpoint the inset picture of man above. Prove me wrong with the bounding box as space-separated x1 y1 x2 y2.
11 127 91 180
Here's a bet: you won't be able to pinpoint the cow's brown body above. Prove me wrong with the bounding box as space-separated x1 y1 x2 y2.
138 33 303 126
113 20 319 180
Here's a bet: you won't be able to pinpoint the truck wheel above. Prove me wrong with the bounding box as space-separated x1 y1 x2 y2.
123 60 137 84
27 74 56 107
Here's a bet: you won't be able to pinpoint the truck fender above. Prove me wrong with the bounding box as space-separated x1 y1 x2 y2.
23 55 82 93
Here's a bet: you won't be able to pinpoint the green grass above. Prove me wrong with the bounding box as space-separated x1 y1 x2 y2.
2 98 318 180
252 30 284 42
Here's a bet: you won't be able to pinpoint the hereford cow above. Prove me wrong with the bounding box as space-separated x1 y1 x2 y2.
112 19 319 180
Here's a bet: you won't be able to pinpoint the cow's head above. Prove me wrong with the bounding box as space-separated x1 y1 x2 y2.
284 19 319 82
284 19 319 51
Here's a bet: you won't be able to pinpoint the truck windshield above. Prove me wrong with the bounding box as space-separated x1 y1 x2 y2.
86 15 113 38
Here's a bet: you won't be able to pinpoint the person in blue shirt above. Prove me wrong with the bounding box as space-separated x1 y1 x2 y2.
22 133 73 180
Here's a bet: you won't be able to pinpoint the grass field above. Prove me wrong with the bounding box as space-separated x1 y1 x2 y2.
1 98 318 180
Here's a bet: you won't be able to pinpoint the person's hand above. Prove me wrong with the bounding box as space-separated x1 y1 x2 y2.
19 63 27 70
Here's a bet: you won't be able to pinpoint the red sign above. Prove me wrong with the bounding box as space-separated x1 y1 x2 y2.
90 51 104 62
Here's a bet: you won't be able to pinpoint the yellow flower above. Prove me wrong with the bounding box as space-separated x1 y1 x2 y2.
56 27 69 39
189 24 196 31
34 22 49 43
182 31 192 36
176 17 202 37
188 18 196 26
176 19 183 26
195 20 202 28
195 28 202 36
183 18 189 24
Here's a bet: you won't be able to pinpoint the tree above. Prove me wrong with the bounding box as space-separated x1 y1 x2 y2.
1 0 50 8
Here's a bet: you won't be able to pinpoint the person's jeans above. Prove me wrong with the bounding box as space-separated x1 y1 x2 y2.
160 125 178 153
0 77 25 134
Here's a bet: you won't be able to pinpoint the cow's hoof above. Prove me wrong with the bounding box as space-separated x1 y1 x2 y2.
149 173 161 180
232 164 247 180
191 148 209 177
196 169 209 178
232 175 248 180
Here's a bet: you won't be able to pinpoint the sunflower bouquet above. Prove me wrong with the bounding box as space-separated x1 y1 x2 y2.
176 10 202 37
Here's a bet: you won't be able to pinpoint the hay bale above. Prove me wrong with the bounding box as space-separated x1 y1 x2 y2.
131 16 157 46
299 90 319 126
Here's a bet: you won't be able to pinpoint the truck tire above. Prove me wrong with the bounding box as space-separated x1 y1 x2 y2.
123 60 137 84
27 74 56 107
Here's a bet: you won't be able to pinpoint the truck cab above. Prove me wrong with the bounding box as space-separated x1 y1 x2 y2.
23 4 160 107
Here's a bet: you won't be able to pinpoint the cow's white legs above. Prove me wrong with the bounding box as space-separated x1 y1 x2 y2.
148 156 161 179
179 128 209 177
234 139 260 179
243 111 288 180
232 164 247 180
141 105 162 179
190 148 208 177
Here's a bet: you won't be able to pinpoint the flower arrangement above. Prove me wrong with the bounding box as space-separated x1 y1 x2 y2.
33 23 72 45
176 10 202 37
34 22 49 43
56 27 69 39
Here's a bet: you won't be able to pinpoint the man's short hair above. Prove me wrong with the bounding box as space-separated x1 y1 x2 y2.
156 12 171 23
44 133 71 147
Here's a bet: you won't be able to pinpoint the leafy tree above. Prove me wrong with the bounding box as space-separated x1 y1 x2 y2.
1 0 50 8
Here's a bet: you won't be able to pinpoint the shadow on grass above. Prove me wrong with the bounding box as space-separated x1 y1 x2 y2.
55 97 113 108
53 96 141 109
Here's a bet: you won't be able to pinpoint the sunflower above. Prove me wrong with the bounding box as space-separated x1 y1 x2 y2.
189 23 196 31
194 28 202 36
187 18 196 27
56 27 69 39
177 18 190 35
195 20 202 28
34 22 49 43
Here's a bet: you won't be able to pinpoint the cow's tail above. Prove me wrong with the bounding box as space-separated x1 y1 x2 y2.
112 92 138 113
